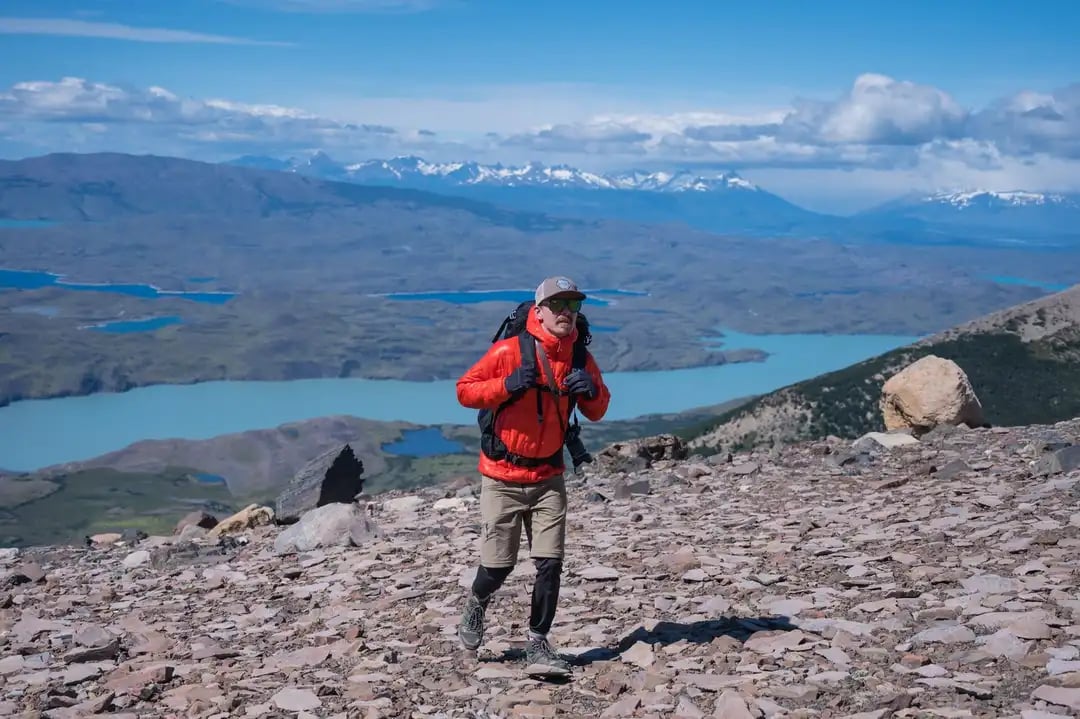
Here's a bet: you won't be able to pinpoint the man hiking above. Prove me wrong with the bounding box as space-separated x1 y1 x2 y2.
455 276 611 675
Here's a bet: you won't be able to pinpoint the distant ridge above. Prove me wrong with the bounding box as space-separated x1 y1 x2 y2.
231 152 763 193
228 151 1080 242
227 151 835 236
0 152 567 231
856 187 1080 240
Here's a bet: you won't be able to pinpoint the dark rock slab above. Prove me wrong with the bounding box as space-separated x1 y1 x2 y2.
274 444 365 524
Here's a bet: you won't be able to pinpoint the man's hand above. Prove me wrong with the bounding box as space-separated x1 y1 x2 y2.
504 364 538 394
563 369 596 399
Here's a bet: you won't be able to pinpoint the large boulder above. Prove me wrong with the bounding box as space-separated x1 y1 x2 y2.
274 444 365 524
273 502 382 555
880 355 985 435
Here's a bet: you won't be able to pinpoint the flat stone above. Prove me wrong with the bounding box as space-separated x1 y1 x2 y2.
271 688 321 712
1031 685 1080 711
713 690 756 719
577 566 620 580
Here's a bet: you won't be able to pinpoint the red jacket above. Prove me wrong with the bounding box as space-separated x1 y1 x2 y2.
456 311 611 483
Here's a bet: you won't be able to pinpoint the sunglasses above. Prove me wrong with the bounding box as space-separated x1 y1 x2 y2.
543 298 583 313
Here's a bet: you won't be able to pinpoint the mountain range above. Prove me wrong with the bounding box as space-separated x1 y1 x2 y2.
855 189 1080 239
228 152 1080 243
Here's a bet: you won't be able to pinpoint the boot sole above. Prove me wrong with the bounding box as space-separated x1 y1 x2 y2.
524 662 571 677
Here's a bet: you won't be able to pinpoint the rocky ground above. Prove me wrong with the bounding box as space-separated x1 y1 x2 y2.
2 418 1080 718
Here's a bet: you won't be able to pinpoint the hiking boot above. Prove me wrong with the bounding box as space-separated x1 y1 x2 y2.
525 634 571 676
458 595 486 650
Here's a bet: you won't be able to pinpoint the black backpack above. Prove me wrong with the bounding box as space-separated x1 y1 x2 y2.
477 300 593 472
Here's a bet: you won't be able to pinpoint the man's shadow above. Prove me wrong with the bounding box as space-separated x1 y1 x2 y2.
480 614 797 668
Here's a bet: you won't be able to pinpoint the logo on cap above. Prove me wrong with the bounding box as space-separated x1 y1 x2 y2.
556 278 572 289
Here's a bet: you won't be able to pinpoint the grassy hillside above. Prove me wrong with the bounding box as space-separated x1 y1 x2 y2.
687 285 1080 454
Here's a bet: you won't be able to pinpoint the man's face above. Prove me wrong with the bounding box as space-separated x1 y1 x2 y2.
537 296 582 338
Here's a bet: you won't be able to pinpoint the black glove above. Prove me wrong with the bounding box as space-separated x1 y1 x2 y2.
504 364 537 394
563 369 596 399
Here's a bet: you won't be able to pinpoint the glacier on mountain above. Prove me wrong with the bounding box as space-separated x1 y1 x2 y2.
922 190 1075 208
287 152 760 194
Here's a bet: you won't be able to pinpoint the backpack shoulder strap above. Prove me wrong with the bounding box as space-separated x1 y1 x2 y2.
517 331 545 425
567 338 589 418
517 331 537 374
571 339 588 370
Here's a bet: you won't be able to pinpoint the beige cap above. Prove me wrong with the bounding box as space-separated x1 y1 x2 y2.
535 276 586 305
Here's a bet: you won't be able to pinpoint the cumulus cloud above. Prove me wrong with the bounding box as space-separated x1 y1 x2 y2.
782 73 968 145
969 84 1080 158
0 77 430 158
2 72 1079 206
0 17 290 46
494 74 1080 184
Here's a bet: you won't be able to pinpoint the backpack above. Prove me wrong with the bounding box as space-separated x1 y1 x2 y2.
477 300 592 472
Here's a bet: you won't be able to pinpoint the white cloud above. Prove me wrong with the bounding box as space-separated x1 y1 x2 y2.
0 17 290 46
969 83 1080 158
789 73 968 145
1 73 1079 210
498 74 1079 175
0 77 422 159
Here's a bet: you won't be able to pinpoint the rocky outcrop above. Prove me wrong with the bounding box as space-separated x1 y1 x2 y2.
593 433 688 473
206 504 274 538
690 285 1080 453
880 355 986 434
1 416 1079 717
174 510 218 535
274 443 365 524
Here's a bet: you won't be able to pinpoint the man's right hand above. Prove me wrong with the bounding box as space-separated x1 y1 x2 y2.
504 364 537 394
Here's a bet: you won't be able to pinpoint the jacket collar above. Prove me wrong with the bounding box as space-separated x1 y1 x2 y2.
527 308 576 360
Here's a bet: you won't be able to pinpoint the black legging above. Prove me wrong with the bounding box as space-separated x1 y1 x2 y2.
471 558 563 636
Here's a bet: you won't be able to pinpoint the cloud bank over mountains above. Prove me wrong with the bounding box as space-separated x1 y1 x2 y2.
1 72 1077 208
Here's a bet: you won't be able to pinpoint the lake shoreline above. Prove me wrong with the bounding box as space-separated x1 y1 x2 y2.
0 345 767 409
0 328 920 472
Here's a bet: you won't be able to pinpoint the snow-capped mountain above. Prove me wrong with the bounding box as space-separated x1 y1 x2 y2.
227 152 1079 242
227 151 825 235
232 152 760 194
857 188 1080 242
920 190 1078 210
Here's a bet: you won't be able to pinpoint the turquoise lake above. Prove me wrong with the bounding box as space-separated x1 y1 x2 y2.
87 316 183 333
377 288 648 307
0 219 56 228
0 268 235 304
0 329 918 472
382 427 466 457
983 275 1072 292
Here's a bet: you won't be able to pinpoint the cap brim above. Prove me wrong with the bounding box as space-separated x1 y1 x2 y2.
548 290 586 301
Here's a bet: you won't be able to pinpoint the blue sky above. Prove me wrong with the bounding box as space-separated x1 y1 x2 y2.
1 0 1078 211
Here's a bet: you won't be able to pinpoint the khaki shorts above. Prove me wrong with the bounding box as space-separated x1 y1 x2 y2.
479 474 567 568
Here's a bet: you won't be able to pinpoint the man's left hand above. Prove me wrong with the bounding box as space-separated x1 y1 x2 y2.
563 369 596 399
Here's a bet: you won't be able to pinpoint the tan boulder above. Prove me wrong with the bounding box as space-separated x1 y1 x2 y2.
880 355 985 434
88 533 122 547
208 504 275 537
